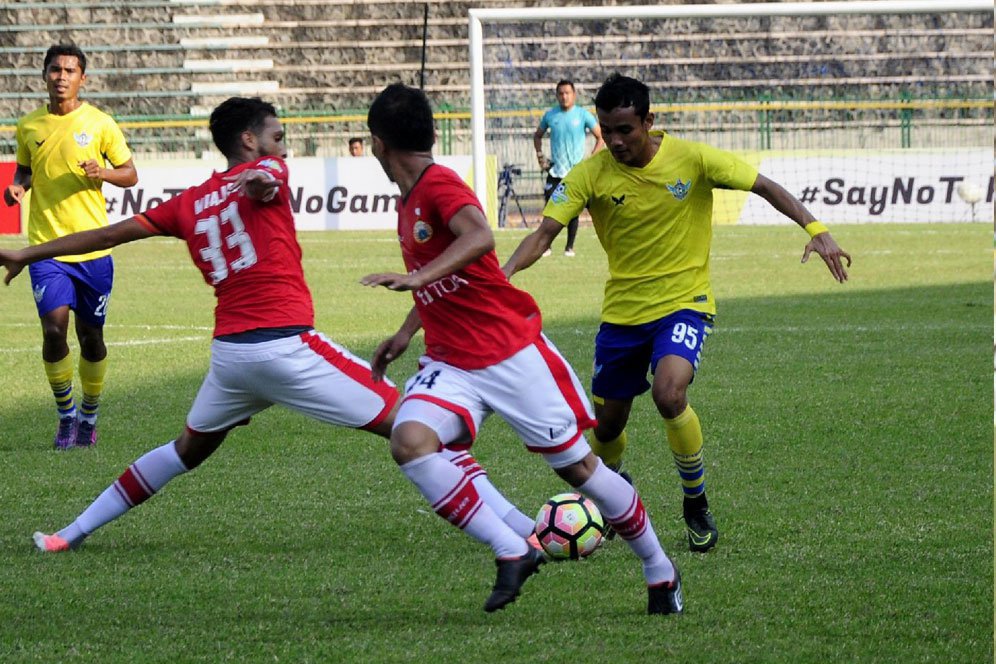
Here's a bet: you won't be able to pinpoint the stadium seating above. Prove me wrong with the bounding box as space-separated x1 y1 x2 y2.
0 0 990 157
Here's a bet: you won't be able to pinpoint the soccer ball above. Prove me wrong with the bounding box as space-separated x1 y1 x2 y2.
534 492 605 560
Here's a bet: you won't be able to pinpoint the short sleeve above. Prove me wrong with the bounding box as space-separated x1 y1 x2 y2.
583 109 597 131
432 170 483 226
538 109 551 132
100 116 132 168
699 143 758 191
136 191 182 237
14 121 29 167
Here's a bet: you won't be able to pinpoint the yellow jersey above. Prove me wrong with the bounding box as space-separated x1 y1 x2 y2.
542 130 757 325
15 102 132 262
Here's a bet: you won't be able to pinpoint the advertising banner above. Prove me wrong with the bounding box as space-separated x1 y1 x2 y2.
721 148 993 224
3 150 988 234
100 155 487 231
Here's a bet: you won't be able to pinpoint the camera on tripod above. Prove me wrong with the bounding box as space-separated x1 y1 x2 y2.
497 163 527 228
499 163 522 187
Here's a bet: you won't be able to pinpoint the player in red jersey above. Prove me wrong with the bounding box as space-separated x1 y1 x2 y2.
361 83 683 615
1 97 532 555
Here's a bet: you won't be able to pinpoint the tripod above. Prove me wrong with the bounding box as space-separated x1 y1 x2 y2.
497 163 528 229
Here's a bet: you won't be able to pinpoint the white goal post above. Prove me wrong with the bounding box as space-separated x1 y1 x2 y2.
467 0 993 209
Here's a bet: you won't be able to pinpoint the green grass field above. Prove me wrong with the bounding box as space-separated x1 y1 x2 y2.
0 223 991 663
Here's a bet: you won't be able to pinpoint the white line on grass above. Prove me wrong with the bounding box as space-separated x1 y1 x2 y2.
718 321 991 333
298 237 398 244
0 322 213 331
0 335 206 355
713 248 978 259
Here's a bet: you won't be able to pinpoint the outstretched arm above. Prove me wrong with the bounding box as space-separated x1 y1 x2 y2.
751 173 852 283
501 217 564 279
0 217 153 285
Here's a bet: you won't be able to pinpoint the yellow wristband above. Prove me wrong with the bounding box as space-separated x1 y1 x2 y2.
804 221 829 238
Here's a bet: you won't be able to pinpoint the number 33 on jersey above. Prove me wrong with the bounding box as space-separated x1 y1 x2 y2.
133 156 315 337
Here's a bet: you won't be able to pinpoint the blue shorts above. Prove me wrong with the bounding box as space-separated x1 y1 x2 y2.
591 310 713 401
28 256 114 326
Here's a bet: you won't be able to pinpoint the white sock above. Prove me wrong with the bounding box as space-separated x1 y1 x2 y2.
400 452 527 558
578 459 675 584
58 441 188 546
440 448 536 538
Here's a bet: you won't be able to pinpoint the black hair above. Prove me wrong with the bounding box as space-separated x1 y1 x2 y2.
367 83 435 152
556 80 575 91
594 73 651 119
348 137 364 146
43 43 87 75
209 97 278 158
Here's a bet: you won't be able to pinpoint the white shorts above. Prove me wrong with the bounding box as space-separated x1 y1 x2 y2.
394 333 596 469
186 330 398 434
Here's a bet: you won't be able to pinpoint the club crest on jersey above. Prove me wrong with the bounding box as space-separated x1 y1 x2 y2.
551 182 568 204
666 178 692 201
73 131 92 148
258 158 283 172
413 219 433 243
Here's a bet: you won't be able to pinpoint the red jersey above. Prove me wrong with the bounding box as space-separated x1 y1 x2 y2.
136 156 314 337
400 164 542 370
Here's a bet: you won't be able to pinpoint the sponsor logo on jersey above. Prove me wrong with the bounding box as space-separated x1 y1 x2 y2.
34 138 46 147
413 219 432 243
611 194 625 206
415 273 469 306
666 178 691 201
73 131 92 148
33 284 47 303
551 182 568 204
258 158 283 173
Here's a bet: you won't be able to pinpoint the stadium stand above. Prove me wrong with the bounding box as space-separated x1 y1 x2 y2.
0 0 991 158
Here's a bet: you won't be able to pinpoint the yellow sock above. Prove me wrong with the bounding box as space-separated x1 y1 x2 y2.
664 405 705 498
590 430 628 470
78 356 108 423
44 353 75 419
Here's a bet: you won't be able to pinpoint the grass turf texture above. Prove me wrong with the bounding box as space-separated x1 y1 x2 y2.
0 223 991 663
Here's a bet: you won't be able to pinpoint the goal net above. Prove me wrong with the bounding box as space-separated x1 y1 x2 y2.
468 0 993 226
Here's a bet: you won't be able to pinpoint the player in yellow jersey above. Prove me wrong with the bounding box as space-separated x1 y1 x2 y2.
3 44 137 450
503 73 851 553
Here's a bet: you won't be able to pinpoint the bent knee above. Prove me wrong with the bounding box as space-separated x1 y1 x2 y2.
390 421 440 465
175 431 226 469
553 453 598 487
